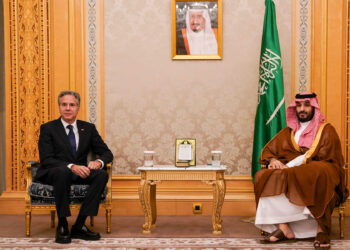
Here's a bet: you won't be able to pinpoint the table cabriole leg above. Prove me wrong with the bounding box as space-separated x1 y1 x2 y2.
150 183 157 227
138 173 153 234
212 175 226 235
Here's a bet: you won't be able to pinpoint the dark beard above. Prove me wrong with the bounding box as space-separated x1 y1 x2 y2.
297 107 315 122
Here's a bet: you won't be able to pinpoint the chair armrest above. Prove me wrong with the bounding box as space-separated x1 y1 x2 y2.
344 163 348 188
27 161 40 168
342 163 348 205
105 162 112 204
25 161 40 204
26 161 40 188
105 162 112 174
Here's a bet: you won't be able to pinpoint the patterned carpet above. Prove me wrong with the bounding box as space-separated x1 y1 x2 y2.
1 237 350 249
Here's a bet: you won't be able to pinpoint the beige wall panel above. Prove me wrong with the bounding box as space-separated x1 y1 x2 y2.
104 0 292 175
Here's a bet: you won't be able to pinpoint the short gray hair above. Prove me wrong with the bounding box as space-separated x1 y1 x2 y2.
58 90 80 106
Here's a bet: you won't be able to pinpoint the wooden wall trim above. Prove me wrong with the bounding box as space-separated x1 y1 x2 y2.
4 0 11 191
345 0 350 185
100 0 105 137
345 0 350 166
85 0 103 133
4 0 50 192
0 177 349 216
0 178 258 216
293 0 312 94
319 0 328 116
69 0 76 90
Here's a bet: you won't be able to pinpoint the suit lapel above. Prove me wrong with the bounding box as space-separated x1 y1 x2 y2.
76 120 87 156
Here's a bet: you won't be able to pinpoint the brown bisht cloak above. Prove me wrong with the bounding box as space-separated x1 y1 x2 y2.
254 123 349 234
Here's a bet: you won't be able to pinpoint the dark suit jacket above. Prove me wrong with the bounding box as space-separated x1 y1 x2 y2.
36 118 114 181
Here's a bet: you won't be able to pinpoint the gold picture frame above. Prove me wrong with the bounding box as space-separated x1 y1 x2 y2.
175 138 196 167
172 0 222 60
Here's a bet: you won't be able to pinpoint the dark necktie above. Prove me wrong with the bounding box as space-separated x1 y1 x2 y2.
67 125 76 157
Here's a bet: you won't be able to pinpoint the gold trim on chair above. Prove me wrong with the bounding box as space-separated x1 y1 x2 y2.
337 163 348 239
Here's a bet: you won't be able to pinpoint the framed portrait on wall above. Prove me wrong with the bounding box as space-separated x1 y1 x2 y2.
172 0 222 60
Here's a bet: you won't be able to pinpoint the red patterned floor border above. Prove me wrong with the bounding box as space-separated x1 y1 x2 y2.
0 237 349 249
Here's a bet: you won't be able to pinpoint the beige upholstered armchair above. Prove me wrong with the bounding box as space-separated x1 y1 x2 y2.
25 161 112 237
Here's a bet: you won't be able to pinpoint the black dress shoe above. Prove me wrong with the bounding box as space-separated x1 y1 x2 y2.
71 224 100 241
55 225 71 244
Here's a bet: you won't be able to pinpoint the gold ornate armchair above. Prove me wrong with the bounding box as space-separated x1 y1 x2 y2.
337 163 348 239
25 161 112 237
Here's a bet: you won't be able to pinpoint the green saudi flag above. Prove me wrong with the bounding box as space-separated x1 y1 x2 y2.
251 0 286 181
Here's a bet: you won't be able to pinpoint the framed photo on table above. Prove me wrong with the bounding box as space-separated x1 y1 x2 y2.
172 0 222 60
175 138 196 167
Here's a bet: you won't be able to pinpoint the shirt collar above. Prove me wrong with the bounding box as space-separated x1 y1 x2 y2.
61 118 77 131
299 121 311 129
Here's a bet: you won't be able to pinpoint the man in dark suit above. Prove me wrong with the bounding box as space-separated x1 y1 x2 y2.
36 90 113 244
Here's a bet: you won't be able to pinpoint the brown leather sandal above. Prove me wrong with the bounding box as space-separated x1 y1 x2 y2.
260 228 297 244
314 232 330 250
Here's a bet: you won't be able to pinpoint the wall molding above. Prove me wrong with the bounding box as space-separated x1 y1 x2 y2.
1 177 349 216
85 0 104 135
293 0 311 94
0 177 265 216
4 0 50 192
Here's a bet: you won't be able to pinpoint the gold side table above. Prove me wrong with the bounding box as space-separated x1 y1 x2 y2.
137 165 226 235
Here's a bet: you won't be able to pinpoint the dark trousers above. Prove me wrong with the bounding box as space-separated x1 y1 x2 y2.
37 166 108 218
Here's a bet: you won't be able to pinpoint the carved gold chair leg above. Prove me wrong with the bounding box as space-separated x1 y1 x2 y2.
106 208 111 233
50 210 55 228
25 211 31 237
90 216 94 227
339 205 345 239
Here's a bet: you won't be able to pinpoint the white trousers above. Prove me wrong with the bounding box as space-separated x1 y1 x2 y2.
255 194 318 238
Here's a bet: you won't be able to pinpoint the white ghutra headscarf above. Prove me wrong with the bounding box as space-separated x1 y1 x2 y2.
185 7 218 55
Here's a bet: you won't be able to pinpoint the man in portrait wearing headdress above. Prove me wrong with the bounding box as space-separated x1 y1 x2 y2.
176 4 218 55
254 92 348 249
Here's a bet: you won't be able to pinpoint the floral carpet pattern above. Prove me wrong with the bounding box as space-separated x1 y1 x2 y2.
0 237 349 249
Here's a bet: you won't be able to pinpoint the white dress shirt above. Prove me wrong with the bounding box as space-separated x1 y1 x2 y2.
286 121 310 168
61 118 79 148
61 118 103 169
